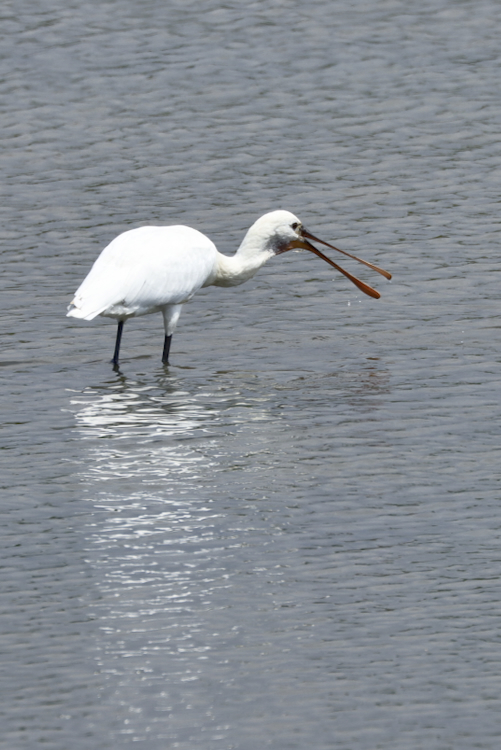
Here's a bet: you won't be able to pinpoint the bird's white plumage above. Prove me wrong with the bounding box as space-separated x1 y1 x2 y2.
67 225 218 321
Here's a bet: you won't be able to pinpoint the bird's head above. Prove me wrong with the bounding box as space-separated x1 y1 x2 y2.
244 209 391 299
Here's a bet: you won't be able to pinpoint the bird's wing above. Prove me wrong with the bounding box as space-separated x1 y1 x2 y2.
68 226 218 320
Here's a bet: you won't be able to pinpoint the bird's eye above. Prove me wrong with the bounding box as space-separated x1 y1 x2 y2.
291 222 299 230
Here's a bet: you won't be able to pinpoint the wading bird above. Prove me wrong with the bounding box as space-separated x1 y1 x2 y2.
67 210 391 369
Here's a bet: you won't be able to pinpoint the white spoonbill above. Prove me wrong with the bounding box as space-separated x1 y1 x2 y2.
67 209 391 369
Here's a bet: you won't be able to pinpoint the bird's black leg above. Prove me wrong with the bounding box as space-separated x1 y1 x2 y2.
162 334 172 364
112 320 124 370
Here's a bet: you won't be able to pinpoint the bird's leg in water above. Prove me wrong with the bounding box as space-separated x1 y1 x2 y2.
162 334 172 364
112 320 124 370
161 304 181 364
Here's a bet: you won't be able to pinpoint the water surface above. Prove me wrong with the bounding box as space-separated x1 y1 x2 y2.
1 1 501 748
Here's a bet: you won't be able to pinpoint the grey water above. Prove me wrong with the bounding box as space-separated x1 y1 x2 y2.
1 0 501 748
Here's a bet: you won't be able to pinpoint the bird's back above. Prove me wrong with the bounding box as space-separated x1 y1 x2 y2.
67 225 218 320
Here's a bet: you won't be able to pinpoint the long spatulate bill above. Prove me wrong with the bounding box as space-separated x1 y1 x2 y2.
289 237 382 299
301 228 392 280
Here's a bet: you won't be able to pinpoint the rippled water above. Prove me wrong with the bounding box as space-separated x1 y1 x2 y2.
1 1 501 748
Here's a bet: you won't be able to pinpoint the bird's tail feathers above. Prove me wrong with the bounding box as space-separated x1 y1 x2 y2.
66 299 108 320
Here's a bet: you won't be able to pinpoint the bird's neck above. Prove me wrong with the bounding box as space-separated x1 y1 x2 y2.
210 235 274 288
